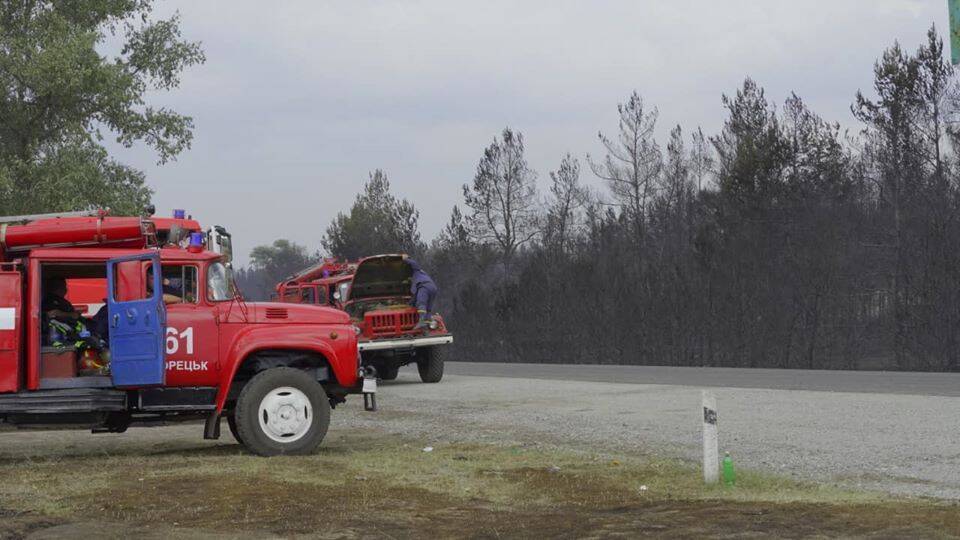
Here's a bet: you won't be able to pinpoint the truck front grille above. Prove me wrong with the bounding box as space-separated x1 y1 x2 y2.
367 310 418 336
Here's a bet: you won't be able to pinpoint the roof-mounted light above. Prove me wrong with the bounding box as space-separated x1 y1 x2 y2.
188 232 204 253
173 209 186 219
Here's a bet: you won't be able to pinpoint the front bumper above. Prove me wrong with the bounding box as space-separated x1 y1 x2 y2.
357 334 454 352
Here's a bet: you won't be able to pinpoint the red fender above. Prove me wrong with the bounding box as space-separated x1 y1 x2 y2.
215 324 359 412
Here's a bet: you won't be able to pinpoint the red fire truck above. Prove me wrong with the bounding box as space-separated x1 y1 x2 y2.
277 255 453 383
0 210 376 456
276 259 355 308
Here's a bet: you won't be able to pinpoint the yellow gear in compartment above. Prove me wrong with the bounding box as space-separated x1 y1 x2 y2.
79 348 106 371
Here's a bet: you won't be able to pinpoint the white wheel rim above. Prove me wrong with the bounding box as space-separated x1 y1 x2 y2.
257 386 313 444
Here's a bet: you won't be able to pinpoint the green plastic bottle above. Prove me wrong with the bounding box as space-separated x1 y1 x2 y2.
722 452 736 487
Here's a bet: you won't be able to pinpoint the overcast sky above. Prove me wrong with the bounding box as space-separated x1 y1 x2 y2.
109 1 948 266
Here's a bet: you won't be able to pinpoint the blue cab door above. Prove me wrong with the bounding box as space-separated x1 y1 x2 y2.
107 252 166 387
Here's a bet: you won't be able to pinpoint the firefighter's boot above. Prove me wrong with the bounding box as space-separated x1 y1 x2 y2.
413 310 432 333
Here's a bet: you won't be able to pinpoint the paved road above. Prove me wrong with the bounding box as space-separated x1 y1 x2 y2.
447 361 960 396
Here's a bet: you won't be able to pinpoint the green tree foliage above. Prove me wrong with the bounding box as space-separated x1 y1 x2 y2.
0 1 205 215
237 239 317 300
322 170 424 260
689 127 714 192
462 127 540 262
852 26 960 370
543 153 589 254
588 92 662 241
250 239 316 279
434 205 472 254
658 125 692 215
711 79 787 208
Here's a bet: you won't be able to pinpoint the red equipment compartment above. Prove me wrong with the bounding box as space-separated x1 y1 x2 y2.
0 216 145 253
41 349 77 379
0 264 21 393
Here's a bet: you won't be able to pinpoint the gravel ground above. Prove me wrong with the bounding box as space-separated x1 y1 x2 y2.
336 371 960 500
1 370 956 501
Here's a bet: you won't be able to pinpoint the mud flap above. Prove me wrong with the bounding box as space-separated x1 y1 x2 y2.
203 411 221 440
362 374 377 412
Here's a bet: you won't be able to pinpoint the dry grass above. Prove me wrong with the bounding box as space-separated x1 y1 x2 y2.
1 428 959 539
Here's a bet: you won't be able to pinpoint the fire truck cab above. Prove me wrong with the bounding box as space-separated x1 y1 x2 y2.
276 259 354 308
0 212 375 456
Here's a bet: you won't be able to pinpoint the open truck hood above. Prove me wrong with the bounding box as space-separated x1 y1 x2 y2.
348 254 411 301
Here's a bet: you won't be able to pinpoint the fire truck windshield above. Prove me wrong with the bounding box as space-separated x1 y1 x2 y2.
207 261 236 301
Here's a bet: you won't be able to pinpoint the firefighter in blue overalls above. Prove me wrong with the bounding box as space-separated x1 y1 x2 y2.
404 256 437 332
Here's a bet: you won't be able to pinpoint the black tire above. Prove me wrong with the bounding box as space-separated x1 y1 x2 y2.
417 346 445 383
234 367 331 456
379 365 399 380
226 412 242 444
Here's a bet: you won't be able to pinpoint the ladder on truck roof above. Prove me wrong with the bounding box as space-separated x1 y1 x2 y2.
284 259 354 284
0 210 100 224
0 209 158 253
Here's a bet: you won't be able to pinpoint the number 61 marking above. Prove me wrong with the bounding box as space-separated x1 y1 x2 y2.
166 327 194 355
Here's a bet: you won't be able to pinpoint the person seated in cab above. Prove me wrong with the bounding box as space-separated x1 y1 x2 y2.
42 277 82 325
146 268 186 304
42 277 95 346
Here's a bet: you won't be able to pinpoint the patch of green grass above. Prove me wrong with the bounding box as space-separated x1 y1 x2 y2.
0 429 957 538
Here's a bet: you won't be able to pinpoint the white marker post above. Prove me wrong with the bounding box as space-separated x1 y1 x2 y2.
702 390 719 484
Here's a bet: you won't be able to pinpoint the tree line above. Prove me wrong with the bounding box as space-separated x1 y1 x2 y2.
243 28 960 371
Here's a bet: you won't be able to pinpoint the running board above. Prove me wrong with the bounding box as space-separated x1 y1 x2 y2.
358 335 453 352
0 388 127 413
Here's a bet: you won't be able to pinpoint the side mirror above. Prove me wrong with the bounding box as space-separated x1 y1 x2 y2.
207 226 233 264
220 238 233 264
217 227 233 264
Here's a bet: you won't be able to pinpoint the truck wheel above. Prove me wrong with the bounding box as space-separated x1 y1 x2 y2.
417 347 444 383
379 365 399 380
234 367 331 456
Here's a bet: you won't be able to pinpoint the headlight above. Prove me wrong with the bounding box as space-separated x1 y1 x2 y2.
353 325 362 336
428 319 439 330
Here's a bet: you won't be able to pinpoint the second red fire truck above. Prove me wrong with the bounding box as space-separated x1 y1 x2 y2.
276 255 453 383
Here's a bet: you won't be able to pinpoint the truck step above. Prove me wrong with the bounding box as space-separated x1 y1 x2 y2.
0 388 127 413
